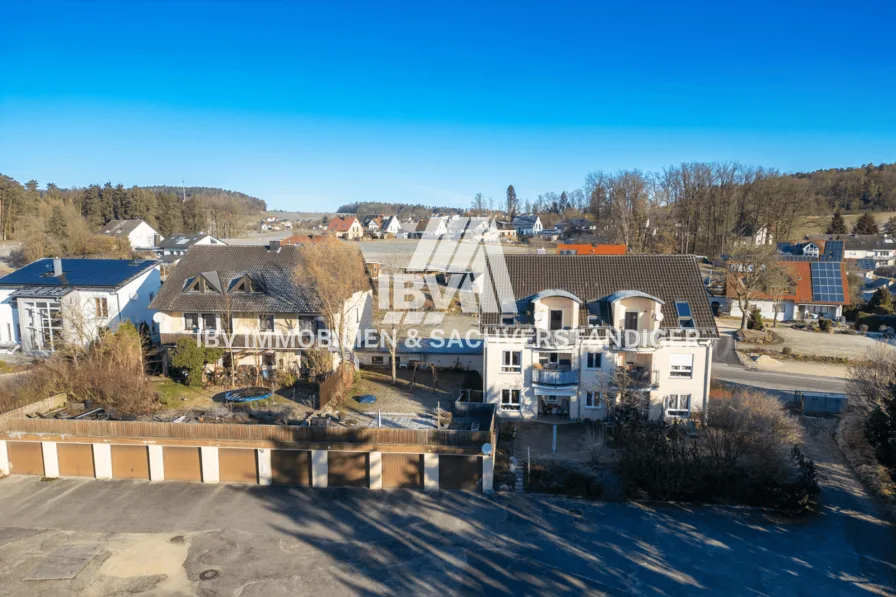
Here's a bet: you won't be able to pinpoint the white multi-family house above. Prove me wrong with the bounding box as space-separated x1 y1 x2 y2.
0 258 161 352
150 243 372 374
157 233 226 259
101 219 160 250
807 234 896 266
511 215 543 236
480 254 717 422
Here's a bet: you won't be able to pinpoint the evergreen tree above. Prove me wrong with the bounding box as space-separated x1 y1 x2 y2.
852 211 880 235
885 216 896 236
506 185 517 217
868 287 894 314
49 204 68 238
826 211 848 234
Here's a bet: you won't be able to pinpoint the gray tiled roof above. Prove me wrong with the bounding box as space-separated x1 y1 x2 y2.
102 219 150 235
482 254 718 335
808 234 896 252
149 245 323 314
158 233 222 250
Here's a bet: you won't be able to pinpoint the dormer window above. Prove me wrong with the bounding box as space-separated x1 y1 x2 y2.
675 302 695 328
501 314 515 325
186 277 210 292
232 276 257 293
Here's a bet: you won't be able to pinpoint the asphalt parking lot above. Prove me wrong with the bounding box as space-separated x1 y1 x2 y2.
0 464 894 597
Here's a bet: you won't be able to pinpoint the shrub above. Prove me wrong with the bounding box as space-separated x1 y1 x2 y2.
526 460 603 499
860 324 870 334
169 339 224 388
615 390 816 512
747 307 765 331
782 346 793 356
818 318 833 333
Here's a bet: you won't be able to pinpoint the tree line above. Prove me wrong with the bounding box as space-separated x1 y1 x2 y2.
0 174 267 263
337 201 464 220
467 162 896 258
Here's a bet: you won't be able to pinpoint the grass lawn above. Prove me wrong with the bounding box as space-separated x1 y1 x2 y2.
151 376 217 409
789 211 896 240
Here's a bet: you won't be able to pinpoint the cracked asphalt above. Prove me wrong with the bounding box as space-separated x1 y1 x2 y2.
0 420 894 596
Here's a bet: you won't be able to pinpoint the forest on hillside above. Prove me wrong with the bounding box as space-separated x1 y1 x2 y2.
791 163 896 212
0 175 266 264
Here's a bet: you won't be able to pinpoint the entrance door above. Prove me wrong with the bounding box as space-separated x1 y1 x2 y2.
624 312 638 331
549 310 563 330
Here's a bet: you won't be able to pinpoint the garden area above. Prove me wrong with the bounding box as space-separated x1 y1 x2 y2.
496 389 821 514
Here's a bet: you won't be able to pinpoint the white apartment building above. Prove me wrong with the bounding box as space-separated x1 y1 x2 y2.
480 254 717 422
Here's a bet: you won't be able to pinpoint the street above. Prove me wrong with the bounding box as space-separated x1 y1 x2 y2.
712 362 848 394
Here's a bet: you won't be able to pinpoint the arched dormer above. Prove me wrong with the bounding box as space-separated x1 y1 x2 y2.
528 289 583 331
597 290 664 332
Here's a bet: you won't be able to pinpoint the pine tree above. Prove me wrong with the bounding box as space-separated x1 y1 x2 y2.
506 185 517 218
852 211 880 235
826 211 848 234
49 205 68 238
884 216 896 236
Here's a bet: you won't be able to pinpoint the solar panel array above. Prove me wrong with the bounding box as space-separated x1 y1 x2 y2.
823 240 844 261
810 262 845 303
777 255 819 262
856 258 877 271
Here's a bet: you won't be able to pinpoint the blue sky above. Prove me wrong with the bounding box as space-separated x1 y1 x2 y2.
1 1 894 211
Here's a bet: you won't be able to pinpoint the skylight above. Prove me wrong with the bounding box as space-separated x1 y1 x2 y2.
675 302 695 328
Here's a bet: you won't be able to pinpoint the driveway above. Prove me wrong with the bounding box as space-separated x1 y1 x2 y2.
0 445 893 597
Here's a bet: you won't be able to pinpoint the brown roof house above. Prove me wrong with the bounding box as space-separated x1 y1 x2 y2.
327 216 364 240
150 243 372 377
479 254 717 422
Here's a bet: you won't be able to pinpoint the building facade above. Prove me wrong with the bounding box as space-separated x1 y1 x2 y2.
480 254 717 422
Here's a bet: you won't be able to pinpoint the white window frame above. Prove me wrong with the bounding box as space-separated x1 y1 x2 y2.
584 391 602 409
669 354 694 378
666 394 691 417
184 313 200 331
371 356 385 365
501 350 521 373
586 352 601 369
501 388 521 411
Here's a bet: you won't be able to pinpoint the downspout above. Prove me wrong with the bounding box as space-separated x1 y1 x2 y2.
702 340 712 426
115 291 123 323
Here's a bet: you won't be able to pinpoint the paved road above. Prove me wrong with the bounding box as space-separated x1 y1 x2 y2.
713 362 849 394
0 451 894 597
711 333 741 366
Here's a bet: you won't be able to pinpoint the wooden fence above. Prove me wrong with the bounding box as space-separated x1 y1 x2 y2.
0 416 491 449
318 361 354 410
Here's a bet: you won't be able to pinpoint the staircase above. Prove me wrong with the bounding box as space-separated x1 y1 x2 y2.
509 456 524 492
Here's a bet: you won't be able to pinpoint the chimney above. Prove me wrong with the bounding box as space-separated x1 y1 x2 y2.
269 240 281 253
53 258 63 277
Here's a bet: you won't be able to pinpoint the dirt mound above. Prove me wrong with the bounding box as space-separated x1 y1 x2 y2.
753 354 783 368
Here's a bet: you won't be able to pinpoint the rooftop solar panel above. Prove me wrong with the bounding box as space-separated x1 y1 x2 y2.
810 262 845 303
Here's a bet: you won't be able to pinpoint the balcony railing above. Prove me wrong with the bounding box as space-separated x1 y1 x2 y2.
615 368 659 389
532 368 579 385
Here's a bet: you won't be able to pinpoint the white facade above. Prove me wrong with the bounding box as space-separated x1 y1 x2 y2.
483 294 713 422
0 264 161 351
728 299 841 321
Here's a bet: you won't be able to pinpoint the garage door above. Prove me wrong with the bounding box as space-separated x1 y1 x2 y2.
57 443 94 477
328 452 369 488
439 455 481 491
163 447 202 482
271 450 311 486
7 441 44 476
219 448 257 483
382 453 423 489
111 445 150 479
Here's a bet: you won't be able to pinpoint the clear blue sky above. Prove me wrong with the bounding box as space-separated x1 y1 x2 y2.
1 1 894 211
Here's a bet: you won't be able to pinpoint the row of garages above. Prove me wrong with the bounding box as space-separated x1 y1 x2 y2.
0 440 487 491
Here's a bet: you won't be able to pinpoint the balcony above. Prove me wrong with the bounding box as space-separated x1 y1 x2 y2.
532 368 579 386
616 368 659 390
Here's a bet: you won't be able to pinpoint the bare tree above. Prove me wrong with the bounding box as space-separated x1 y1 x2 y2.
296 241 369 366
763 263 799 327
726 245 779 330
376 252 416 384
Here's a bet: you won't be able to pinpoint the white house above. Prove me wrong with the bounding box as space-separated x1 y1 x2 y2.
101 220 160 250
380 215 402 236
0 258 161 352
157 233 226 258
415 217 449 239
511 215 543 236
480 254 717 422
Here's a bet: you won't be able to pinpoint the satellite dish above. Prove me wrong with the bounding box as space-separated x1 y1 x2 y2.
655 313 664 322
481 443 493 456
130 292 139 301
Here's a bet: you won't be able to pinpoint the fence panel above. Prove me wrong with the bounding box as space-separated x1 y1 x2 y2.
382 453 423 489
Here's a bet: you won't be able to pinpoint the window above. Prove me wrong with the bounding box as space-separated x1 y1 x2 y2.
501 351 521 372
184 313 199 331
371 356 385 365
501 389 521 411
624 312 639 330
666 394 691 417
95 297 109 318
675 302 695 328
233 277 256 293
202 314 217 331
670 354 694 378
187 277 209 292
586 352 601 369
259 315 275 332
549 309 563 330
262 353 276 367
502 314 515 325
585 392 602 409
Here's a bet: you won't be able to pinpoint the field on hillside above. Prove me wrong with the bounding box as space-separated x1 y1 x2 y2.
788 211 896 241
